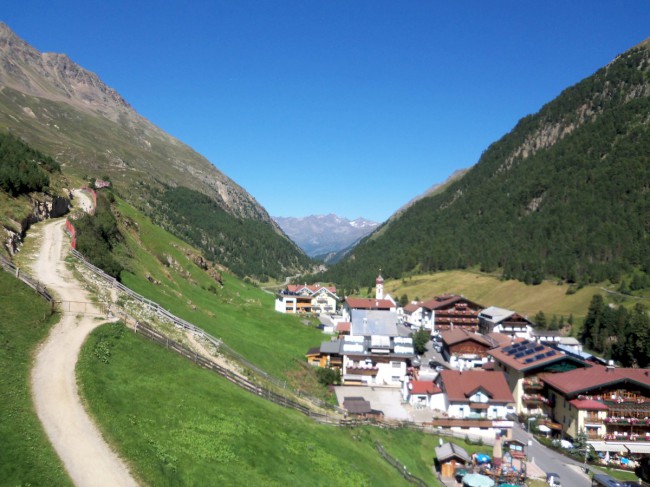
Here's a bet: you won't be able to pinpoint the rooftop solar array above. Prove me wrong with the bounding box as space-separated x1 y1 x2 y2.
502 340 558 364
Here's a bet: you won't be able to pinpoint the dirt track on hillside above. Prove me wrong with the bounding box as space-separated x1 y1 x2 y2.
30 219 139 487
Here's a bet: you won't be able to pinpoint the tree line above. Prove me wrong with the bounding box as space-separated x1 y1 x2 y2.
580 294 650 368
0 132 60 195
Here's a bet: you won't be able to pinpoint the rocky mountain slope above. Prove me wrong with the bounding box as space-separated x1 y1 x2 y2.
274 214 378 259
0 22 311 278
322 38 650 288
0 22 271 223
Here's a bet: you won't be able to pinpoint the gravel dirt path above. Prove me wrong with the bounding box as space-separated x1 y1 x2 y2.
30 219 139 487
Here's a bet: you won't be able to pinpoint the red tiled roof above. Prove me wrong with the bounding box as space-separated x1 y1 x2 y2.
440 370 514 404
336 322 351 332
542 364 650 395
410 380 442 395
441 328 491 347
345 297 394 309
569 399 609 411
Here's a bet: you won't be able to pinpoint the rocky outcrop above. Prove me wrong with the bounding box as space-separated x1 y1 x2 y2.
2 194 70 256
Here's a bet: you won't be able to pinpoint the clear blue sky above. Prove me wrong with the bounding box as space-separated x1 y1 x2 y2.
4 2 650 222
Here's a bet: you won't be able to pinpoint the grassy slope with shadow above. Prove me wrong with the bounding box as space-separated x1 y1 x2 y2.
114 196 325 382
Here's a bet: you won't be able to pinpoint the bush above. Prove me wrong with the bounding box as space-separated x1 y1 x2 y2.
315 367 341 386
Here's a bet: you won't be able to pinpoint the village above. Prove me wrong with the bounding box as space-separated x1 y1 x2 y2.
276 276 650 486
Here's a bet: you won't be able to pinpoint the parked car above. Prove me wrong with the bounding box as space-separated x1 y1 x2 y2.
428 360 445 371
546 472 561 486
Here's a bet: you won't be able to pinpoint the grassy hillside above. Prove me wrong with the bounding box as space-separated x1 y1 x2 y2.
0 270 72 486
384 270 606 322
78 321 486 486
110 196 324 383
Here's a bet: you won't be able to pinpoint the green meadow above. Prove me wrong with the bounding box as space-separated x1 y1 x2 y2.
0 270 71 486
384 269 607 323
113 197 326 383
77 322 482 486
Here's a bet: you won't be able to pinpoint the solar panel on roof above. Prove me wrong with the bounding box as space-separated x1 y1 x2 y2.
502 345 514 353
524 358 535 364
514 352 525 359
534 345 544 352
534 353 546 361
545 350 556 357
525 348 535 356
520 340 530 346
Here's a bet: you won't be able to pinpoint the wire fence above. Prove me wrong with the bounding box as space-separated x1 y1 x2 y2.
69 248 346 416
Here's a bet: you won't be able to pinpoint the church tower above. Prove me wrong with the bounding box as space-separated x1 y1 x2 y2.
375 274 384 300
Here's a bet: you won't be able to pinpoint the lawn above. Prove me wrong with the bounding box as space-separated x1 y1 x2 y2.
77 322 442 486
0 270 72 486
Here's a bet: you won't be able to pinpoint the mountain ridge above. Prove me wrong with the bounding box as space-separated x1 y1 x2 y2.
0 22 311 279
0 22 273 224
321 39 650 288
274 213 378 259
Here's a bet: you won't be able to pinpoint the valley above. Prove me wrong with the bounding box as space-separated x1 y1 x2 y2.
1 15 649 487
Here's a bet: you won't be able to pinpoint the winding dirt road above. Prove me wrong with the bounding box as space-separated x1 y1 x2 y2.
30 219 138 487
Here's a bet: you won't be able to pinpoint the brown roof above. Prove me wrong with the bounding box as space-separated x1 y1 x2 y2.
569 399 609 411
441 328 491 347
440 370 514 404
541 364 650 395
345 297 394 309
403 302 424 314
343 397 372 414
410 380 442 395
488 338 577 371
484 332 513 348
421 294 482 311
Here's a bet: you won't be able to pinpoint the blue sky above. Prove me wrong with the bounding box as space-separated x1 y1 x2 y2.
4 2 650 222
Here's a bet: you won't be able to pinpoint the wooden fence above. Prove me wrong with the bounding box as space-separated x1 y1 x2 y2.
0 254 54 302
69 248 346 416
375 442 430 487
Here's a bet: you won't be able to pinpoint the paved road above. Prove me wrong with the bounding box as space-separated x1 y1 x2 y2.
512 422 591 486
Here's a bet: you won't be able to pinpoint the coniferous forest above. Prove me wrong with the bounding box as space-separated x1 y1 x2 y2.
580 294 650 367
321 43 650 291
0 132 60 195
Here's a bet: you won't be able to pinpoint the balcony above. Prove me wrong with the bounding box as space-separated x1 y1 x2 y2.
585 414 604 426
603 432 650 441
522 379 544 391
604 416 650 426
522 394 549 405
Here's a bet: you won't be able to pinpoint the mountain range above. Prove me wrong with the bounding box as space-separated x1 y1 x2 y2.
273 214 378 261
0 22 310 279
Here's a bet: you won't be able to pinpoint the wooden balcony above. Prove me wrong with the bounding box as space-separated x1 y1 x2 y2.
522 394 549 405
522 379 544 391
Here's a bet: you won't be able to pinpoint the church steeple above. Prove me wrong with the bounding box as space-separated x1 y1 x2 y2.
375 273 384 300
